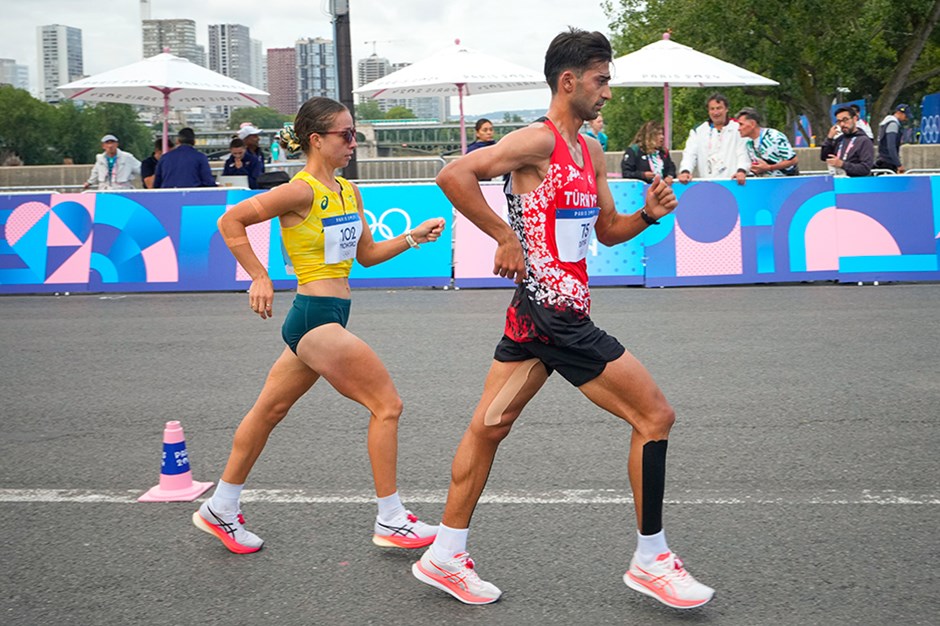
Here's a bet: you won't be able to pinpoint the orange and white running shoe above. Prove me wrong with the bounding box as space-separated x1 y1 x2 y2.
412 550 502 605
372 511 437 548
624 551 714 609
192 501 264 554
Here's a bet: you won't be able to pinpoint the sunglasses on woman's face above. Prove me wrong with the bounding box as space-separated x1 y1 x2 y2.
318 127 357 143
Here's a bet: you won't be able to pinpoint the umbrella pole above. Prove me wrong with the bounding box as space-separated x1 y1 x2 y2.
458 83 467 155
664 82 672 151
162 93 170 154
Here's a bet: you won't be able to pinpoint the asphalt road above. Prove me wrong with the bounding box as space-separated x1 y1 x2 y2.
2 284 938 625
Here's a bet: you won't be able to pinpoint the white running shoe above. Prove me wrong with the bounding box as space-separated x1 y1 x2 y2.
192 501 264 554
372 510 438 548
624 551 714 609
412 549 502 605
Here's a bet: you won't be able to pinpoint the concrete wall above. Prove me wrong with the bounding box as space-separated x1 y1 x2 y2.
3 145 939 189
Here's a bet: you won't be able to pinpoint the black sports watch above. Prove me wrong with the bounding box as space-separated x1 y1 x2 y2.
640 208 660 225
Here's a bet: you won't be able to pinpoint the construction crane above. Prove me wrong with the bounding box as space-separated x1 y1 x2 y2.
363 40 398 55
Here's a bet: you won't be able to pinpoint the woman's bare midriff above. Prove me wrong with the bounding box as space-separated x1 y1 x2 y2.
297 276 351 299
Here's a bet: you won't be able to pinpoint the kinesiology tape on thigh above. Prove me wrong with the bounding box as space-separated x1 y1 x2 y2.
483 358 541 426
641 439 668 535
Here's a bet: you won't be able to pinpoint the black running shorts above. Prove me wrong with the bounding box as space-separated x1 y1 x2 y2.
494 322 625 387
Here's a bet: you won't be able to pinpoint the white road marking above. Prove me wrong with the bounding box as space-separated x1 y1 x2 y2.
0 488 937 505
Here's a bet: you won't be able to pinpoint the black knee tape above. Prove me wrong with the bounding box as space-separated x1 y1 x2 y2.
641 439 668 535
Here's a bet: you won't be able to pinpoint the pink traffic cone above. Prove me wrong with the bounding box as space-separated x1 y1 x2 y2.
138 420 213 502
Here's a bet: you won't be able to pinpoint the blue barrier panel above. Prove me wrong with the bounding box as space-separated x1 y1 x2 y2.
832 175 939 282
0 187 452 293
590 180 647 286
645 176 842 286
350 184 453 288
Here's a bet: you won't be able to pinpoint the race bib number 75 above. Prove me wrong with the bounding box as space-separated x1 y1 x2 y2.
555 207 599 262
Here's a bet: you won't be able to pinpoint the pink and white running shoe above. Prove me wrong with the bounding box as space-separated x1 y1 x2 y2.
192 501 264 554
624 551 714 609
412 550 502 605
372 510 437 549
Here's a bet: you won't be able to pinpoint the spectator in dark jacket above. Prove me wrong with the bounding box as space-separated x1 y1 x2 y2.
621 120 676 184
154 128 217 188
222 137 263 188
140 137 174 189
874 104 911 173
820 107 874 177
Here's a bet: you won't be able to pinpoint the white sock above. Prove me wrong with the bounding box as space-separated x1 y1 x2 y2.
210 479 243 514
430 524 469 562
635 529 669 566
376 491 405 521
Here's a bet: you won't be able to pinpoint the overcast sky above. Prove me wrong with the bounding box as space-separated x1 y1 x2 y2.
2 0 614 115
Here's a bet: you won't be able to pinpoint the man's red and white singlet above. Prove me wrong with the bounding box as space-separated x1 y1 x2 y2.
503 118 600 343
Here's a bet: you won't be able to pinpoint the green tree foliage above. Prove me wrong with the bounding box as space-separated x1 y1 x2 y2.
228 106 293 129
0 86 58 164
603 0 940 148
384 106 417 119
355 99 385 120
0 86 153 164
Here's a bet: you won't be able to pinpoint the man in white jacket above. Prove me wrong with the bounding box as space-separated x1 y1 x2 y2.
83 134 141 190
677 94 749 185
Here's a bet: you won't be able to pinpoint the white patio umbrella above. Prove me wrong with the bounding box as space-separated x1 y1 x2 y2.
610 33 778 149
354 40 546 154
59 52 269 152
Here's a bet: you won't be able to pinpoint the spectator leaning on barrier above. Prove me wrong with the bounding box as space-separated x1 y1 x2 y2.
140 137 174 189
222 137 263 188
621 120 676 184
821 106 874 177
83 134 141 190
874 104 911 173
154 128 217 188
678 93 749 185
735 107 798 178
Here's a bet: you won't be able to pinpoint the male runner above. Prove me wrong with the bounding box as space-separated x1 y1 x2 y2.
411 29 714 609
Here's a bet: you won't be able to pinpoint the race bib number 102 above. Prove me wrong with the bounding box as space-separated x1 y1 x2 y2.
323 213 363 264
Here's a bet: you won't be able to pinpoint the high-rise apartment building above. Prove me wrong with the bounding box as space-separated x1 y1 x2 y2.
358 54 390 91
208 24 252 85
297 37 337 103
0 59 30 91
357 55 446 120
250 39 265 91
142 19 205 66
266 47 297 115
37 24 83 103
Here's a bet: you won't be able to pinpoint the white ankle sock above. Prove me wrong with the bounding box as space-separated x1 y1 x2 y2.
210 480 243 514
430 524 469 562
635 529 669 565
376 491 405 521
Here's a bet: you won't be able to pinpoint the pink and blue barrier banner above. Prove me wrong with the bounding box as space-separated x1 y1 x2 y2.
455 176 940 288
0 185 453 293
2 176 938 293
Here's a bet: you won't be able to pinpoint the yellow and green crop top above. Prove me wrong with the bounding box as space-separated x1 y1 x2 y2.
281 171 363 284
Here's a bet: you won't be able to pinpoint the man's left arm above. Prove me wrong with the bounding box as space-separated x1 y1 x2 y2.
844 138 874 177
592 143 678 247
